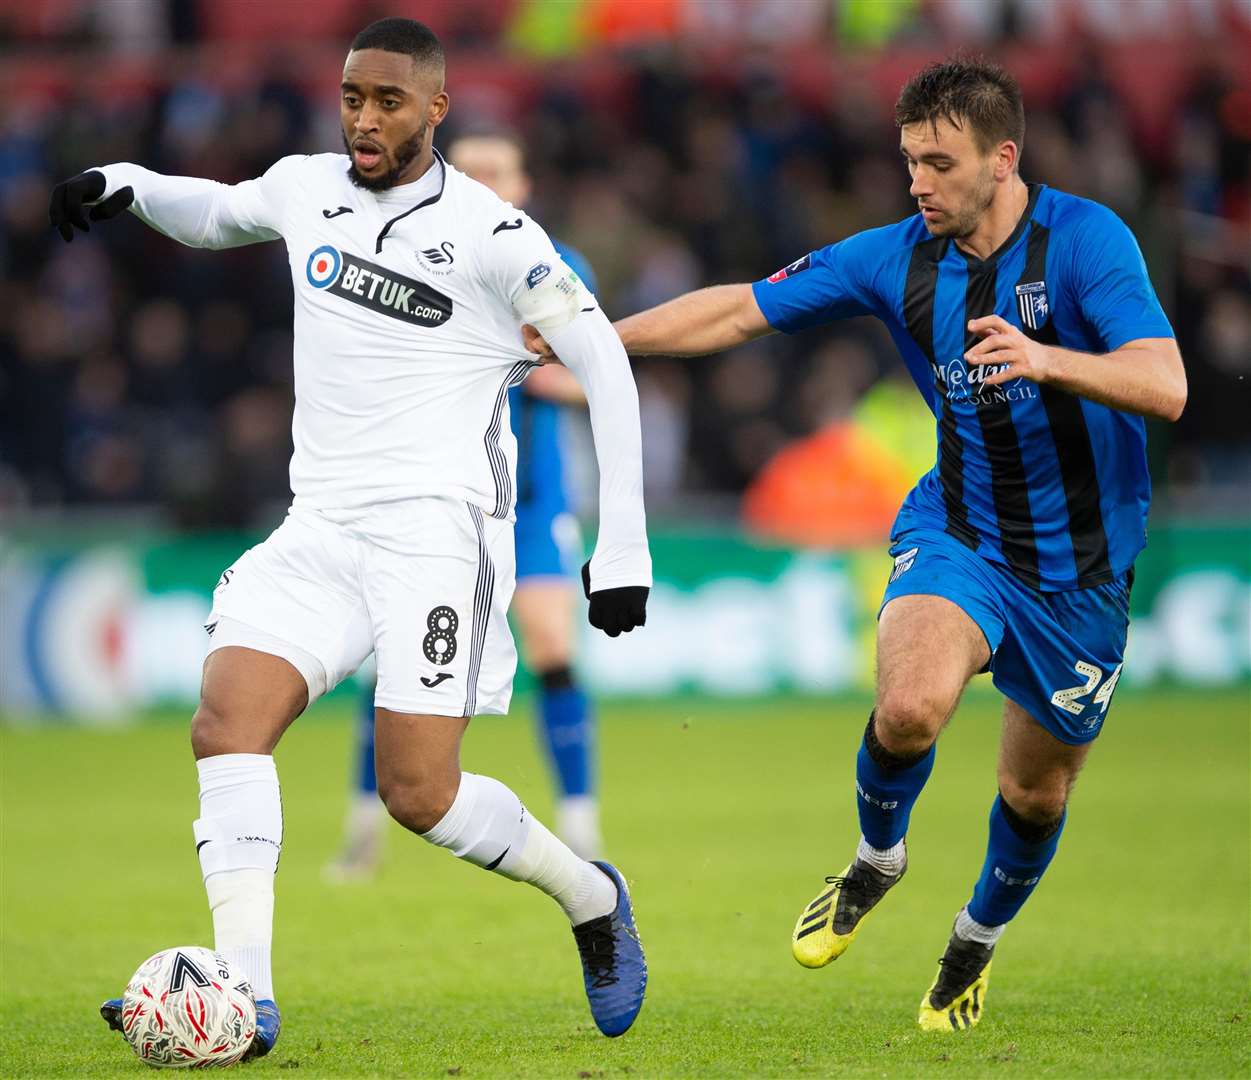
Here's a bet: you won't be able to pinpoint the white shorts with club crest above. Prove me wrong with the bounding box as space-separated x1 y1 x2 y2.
206 498 517 717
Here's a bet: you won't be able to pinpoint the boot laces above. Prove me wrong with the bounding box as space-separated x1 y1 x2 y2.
574 917 619 989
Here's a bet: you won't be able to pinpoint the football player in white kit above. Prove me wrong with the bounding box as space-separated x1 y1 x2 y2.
50 18 651 1055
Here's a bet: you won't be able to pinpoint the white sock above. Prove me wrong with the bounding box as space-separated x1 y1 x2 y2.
421 772 615 925
194 754 282 1001
857 835 907 876
205 870 274 1000
954 905 1005 946
556 795 603 861
506 815 616 925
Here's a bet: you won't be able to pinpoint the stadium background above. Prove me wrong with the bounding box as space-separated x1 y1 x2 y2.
2 0 1248 714
0 2 1248 1076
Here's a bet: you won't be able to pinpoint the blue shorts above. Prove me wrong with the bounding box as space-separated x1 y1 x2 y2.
881 528 1133 745
514 500 581 581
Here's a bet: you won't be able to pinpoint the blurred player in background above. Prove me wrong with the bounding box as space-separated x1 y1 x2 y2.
530 56 1185 1031
50 17 651 1056
327 131 605 881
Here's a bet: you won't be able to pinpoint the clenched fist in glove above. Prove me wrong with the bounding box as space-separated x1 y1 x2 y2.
582 562 648 638
49 170 134 242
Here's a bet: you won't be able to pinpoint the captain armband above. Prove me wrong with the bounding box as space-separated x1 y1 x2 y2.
511 260 596 337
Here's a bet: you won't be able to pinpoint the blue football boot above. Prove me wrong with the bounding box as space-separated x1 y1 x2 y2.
572 861 647 1037
241 999 281 1060
100 997 123 1032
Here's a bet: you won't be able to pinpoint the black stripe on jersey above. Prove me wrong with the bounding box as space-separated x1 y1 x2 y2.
463 504 495 718
1016 223 1113 585
904 237 977 550
374 149 448 253
963 263 1040 585
485 361 538 519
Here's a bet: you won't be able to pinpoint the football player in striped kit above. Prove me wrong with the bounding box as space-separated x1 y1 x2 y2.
529 56 1185 1032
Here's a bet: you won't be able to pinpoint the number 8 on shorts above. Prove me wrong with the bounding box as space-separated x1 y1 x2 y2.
423 606 459 666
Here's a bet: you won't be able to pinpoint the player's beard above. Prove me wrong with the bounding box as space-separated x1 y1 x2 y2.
345 122 428 192
939 164 997 240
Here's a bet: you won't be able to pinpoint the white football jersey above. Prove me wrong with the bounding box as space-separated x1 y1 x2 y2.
109 150 568 518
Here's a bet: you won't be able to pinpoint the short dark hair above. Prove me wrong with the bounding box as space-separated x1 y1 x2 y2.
895 56 1024 155
350 17 444 72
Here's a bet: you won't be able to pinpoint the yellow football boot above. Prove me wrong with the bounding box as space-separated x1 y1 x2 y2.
918 931 994 1032
791 856 906 968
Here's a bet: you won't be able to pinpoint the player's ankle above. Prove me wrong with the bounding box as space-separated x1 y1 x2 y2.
857 836 906 876
954 905 1004 946
563 861 616 925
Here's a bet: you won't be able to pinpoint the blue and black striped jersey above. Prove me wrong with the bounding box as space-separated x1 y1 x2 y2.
752 184 1174 591
510 240 598 511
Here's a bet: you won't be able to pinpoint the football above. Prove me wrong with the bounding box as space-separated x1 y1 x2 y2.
120 947 256 1068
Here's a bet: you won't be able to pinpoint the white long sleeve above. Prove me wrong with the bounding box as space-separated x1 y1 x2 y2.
544 309 651 591
92 157 303 249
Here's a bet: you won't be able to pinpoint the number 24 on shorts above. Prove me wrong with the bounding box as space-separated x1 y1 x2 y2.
1051 661 1123 722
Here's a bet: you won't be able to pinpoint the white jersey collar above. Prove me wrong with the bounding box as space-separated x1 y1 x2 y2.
372 148 448 254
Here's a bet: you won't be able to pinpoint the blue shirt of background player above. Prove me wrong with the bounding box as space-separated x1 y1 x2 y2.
751 184 1175 592
509 240 598 517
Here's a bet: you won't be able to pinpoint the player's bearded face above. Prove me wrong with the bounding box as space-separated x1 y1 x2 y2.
340 48 448 192
344 122 427 192
903 119 998 240
941 160 996 239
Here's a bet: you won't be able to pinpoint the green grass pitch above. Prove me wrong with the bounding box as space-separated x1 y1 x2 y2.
2 689 1248 1077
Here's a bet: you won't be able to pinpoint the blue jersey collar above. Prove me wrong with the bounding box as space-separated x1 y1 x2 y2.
954 182 1044 269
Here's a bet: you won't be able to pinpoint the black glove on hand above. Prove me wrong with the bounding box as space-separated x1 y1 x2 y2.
49 170 133 242
581 561 648 638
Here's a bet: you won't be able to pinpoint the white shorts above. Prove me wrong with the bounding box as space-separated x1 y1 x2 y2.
206 499 517 717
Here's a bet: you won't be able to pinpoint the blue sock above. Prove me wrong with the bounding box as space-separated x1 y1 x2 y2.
355 685 377 796
537 667 593 798
968 794 1065 927
856 712 936 849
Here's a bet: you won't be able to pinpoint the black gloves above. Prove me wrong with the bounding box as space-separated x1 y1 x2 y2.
581 561 648 638
49 170 134 242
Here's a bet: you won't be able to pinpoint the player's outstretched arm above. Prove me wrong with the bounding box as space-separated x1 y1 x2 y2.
49 160 293 249
521 283 772 362
613 284 773 357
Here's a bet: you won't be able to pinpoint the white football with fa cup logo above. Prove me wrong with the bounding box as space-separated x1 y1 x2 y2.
120 946 256 1068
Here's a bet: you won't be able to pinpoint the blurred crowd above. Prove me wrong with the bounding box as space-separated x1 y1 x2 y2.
2 0 1249 526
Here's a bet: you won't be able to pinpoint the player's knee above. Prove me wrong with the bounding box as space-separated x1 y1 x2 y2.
874 690 946 754
999 775 1068 826
378 774 459 834
190 700 253 759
